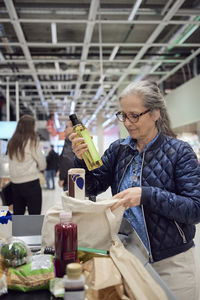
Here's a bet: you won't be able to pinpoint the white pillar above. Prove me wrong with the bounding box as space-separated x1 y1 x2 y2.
6 78 10 121
15 81 19 121
96 113 104 156
119 122 129 139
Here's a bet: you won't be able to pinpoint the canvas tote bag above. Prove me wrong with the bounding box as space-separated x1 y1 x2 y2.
41 192 125 250
41 193 168 300
110 237 167 300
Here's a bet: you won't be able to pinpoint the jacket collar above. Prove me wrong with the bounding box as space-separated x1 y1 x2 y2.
121 132 165 152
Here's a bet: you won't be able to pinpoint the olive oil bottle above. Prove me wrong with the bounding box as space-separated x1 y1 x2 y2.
69 114 103 171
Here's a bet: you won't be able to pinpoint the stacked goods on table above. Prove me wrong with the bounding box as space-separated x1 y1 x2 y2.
0 237 54 296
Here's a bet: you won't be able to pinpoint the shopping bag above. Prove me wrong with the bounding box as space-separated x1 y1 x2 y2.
41 193 168 300
109 237 167 300
83 256 129 300
41 192 125 250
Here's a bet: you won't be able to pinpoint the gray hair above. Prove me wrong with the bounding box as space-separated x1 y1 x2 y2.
120 80 176 138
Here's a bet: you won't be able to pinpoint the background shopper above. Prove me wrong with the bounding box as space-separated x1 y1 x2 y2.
69 80 200 300
7 114 46 215
58 121 74 191
45 145 59 190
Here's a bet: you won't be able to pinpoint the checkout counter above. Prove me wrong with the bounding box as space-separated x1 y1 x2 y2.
0 215 177 300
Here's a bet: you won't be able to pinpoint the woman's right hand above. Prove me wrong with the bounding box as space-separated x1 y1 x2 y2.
68 132 88 159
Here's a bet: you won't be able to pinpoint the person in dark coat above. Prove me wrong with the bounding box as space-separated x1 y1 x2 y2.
58 121 74 191
45 145 59 190
69 80 200 300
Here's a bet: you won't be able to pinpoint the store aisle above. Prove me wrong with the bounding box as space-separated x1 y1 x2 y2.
41 176 63 214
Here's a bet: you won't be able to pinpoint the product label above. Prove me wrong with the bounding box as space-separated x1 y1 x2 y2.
63 251 76 261
68 170 85 200
65 290 85 300
81 129 101 162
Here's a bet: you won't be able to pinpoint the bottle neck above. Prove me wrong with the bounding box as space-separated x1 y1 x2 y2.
60 218 71 224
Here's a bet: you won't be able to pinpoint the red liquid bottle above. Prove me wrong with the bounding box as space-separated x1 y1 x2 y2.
54 211 78 277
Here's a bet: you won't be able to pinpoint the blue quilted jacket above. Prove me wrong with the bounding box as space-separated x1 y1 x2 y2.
74 133 200 262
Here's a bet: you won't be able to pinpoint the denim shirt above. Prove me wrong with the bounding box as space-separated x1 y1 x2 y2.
120 133 160 252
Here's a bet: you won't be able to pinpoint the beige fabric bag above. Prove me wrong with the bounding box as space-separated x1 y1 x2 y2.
41 192 125 250
110 238 167 300
41 192 168 299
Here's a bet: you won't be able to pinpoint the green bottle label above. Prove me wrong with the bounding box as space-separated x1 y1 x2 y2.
81 129 101 162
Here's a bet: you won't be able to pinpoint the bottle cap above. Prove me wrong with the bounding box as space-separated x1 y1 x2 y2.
69 114 81 126
66 263 82 279
59 210 72 223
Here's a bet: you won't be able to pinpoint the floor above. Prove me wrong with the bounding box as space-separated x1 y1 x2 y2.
41 176 63 215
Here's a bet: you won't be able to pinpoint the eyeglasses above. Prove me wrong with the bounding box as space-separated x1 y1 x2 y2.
116 109 150 123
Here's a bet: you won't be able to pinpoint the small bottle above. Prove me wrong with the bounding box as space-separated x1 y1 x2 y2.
54 211 78 278
69 114 103 171
64 263 85 300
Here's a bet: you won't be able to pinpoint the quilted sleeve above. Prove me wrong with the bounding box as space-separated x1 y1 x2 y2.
74 140 121 196
141 142 200 224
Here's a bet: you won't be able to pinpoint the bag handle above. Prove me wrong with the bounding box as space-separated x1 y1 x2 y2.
105 206 125 243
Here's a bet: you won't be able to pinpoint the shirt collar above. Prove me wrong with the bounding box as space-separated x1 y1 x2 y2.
121 131 160 152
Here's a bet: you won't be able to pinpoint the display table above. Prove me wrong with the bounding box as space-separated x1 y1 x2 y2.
0 290 58 299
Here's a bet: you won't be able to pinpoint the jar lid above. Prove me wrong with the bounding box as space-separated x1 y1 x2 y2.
66 263 82 278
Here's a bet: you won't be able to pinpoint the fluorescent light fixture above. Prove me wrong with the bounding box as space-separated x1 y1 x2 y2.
51 23 57 44
128 0 142 21
109 46 119 61
55 62 59 73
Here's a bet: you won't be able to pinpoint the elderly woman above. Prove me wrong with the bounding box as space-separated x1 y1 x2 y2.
69 80 200 300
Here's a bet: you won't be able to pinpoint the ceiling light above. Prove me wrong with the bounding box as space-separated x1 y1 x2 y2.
51 23 57 44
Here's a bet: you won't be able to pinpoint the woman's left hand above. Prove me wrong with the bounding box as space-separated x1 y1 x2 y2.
111 187 142 211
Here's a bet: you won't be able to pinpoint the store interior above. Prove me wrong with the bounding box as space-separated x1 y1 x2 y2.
0 0 200 299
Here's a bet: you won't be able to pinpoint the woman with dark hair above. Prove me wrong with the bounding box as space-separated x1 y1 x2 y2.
7 114 46 215
69 80 200 300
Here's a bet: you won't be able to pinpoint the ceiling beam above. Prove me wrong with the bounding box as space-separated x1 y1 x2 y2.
87 0 186 127
0 18 200 25
72 0 99 113
4 0 47 115
0 59 185 64
1 42 200 47
158 47 200 84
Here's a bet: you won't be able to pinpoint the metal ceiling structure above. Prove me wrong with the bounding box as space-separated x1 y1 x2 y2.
0 0 199 130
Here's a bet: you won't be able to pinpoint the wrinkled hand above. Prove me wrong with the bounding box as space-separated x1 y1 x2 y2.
111 187 142 211
68 132 88 159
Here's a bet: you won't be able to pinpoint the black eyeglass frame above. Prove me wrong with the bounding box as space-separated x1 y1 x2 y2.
116 109 151 123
